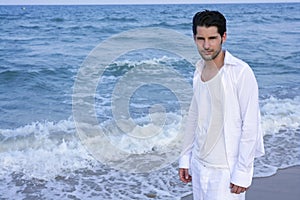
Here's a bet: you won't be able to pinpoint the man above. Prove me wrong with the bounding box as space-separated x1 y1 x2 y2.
178 10 265 200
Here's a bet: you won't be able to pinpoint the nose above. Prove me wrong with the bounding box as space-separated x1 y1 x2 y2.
203 39 210 50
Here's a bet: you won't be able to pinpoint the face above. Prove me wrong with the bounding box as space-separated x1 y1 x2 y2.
194 26 226 61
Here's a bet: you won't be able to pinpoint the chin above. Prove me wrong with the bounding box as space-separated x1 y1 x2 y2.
202 56 213 61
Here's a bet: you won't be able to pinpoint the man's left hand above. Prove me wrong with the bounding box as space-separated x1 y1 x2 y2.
230 183 248 194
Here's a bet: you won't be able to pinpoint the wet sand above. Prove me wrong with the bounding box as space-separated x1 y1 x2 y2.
181 165 300 200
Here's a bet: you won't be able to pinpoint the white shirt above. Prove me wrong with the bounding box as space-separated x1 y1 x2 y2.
179 50 265 187
193 67 228 168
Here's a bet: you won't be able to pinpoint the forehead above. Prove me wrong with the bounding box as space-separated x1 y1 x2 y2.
196 26 219 36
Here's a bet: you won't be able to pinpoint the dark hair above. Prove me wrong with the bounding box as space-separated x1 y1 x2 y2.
192 10 226 36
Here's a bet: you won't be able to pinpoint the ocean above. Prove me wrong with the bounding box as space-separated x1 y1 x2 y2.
0 3 299 200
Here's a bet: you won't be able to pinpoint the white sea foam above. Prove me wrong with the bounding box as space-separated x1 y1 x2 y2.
254 96 300 177
260 96 300 135
0 119 97 180
113 55 183 67
0 96 299 199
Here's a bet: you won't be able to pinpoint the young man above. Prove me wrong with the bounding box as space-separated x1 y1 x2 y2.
178 10 265 200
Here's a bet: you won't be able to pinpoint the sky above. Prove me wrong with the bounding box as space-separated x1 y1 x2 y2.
0 0 299 5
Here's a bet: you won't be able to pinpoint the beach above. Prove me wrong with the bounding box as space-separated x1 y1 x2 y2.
181 165 300 200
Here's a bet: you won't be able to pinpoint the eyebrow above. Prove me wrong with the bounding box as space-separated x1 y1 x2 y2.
196 35 218 39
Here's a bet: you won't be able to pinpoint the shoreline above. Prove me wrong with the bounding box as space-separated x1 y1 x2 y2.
181 165 300 200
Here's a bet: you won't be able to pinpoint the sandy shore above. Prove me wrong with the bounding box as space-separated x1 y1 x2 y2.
181 165 300 200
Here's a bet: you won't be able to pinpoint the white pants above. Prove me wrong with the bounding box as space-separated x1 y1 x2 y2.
191 158 245 200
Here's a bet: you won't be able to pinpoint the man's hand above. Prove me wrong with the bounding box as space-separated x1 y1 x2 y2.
230 183 248 194
179 168 192 183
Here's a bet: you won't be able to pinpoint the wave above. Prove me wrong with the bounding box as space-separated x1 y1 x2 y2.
0 119 96 180
100 16 138 23
0 118 300 200
0 96 299 178
260 96 300 135
50 17 64 22
18 25 40 29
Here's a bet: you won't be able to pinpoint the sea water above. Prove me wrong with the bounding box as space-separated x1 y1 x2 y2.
0 3 299 199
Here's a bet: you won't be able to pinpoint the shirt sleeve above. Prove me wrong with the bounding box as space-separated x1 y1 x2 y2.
179 93 198 169
231 65 262 187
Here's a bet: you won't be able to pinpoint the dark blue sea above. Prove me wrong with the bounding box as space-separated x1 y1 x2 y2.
0 3 299 199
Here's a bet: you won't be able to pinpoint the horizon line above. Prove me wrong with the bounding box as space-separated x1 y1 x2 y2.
1 1 299 5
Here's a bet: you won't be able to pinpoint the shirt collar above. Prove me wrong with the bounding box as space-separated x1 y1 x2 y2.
223 50 238 66
195 50 237 72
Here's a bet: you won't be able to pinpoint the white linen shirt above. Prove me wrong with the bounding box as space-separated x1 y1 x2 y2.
179 50 265 188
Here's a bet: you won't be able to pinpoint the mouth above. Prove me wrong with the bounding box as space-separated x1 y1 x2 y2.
202 50 213 55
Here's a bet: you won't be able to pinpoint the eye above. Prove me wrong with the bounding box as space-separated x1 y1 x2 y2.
209 36 218 40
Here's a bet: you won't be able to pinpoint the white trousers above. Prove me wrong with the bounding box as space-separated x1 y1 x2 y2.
191 158 245 200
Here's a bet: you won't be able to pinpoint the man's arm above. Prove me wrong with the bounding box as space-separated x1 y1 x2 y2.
179 94 198 167
178 94 198 182
231 65 261 188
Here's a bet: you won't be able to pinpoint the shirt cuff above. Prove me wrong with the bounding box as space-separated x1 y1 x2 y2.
230 167 254 188
179 154 191 169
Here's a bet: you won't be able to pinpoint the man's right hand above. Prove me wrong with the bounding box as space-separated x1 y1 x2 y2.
179 168 192 183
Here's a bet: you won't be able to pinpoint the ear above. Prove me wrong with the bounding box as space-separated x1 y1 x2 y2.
221 32 227 43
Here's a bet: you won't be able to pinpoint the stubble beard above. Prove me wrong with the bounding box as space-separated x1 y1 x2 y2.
200 46 222 61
